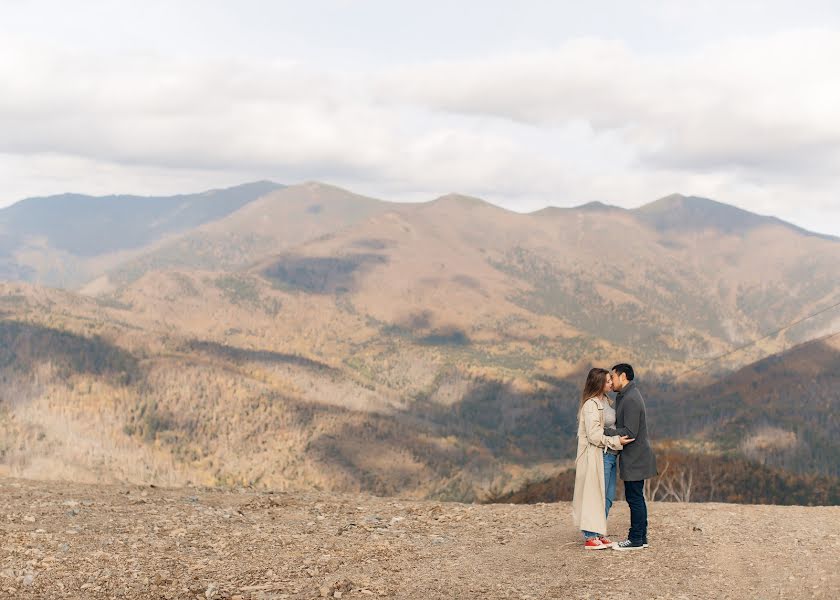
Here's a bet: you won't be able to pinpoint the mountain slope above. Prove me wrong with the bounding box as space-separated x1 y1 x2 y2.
646 332 840 476
92 182 395 292
253 190 840 371
636 193 838 240
1 185 839 501
0 181 283 287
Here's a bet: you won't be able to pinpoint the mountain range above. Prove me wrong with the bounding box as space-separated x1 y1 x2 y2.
0 181 838 501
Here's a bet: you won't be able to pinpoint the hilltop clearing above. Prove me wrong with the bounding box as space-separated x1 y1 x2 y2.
1 478 837 599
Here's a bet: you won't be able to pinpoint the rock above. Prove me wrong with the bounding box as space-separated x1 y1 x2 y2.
205 583 218 599
23 515 36 523
320 586 331 597
332 579 354 593
22 573 35 587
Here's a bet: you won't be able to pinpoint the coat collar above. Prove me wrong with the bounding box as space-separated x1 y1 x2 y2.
617 380 636 398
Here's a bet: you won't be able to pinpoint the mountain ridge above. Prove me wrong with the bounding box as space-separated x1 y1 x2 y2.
635 193 839 240
1 183 839 502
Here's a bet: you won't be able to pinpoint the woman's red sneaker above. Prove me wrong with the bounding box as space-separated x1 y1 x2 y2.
584 538 606 550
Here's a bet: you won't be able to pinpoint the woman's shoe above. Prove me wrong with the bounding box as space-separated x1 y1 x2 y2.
584 538 607 550
599 537 614 548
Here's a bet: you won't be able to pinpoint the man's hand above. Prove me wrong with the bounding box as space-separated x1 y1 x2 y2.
619 436 635 446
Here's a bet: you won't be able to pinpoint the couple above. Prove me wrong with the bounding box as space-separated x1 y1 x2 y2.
572 363 657 551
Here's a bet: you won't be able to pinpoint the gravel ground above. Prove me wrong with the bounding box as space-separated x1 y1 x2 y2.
1 478 838 599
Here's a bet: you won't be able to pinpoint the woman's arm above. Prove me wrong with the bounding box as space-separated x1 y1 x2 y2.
582 399 623 451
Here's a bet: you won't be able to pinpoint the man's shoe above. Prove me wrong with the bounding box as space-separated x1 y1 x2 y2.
599 537 614 548
584 538 607 550
643 539 649 548
613 539 645 551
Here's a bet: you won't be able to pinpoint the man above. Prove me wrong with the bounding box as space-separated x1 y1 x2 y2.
604 363 657 550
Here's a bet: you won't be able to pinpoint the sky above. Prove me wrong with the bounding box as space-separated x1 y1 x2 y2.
1 0 839 235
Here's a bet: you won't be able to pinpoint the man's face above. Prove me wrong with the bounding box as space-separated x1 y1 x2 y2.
611 370 626 391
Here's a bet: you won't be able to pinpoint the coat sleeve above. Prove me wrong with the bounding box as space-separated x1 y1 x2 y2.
582 400 623 451
614 393 642 439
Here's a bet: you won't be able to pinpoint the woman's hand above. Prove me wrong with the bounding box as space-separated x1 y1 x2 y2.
619 436 635 446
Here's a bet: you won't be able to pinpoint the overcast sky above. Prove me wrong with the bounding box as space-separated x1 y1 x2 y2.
1 0 839 235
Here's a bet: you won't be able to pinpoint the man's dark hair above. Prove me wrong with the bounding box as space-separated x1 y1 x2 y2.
612 363 635 381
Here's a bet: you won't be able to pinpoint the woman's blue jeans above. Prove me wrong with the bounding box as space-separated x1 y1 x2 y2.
604 452 617 517
582 452 618 539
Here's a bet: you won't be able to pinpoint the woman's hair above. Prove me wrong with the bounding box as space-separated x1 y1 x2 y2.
579 367 609 414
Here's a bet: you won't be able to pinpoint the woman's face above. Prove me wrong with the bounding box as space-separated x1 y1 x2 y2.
603 374 613 394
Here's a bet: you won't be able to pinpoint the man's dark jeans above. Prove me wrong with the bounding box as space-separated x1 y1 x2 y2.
624 480 647 543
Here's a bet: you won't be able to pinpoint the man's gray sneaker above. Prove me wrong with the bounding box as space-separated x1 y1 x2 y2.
613 539 645 550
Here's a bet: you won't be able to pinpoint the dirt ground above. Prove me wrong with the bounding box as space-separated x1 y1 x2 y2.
1 478 837 599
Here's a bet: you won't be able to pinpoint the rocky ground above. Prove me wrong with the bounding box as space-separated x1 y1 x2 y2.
1 478 837 599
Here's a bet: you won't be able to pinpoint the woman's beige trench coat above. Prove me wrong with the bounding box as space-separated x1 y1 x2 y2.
572 396 623 535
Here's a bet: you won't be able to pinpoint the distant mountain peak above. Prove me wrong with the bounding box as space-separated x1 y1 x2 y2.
638 193 727 214
576 200 621 211
634 193 837 240
531 200 622 217
284 181 375 200
0 181 287 266
428 193 502 211
300 181 337 191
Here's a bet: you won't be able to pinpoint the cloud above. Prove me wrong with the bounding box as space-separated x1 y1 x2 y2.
0 41 388 172
0 27 839 237
380 30 840 175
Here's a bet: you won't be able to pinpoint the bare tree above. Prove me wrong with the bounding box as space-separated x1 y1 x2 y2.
660 467 693 502
645 461 669 501
705 463 719 502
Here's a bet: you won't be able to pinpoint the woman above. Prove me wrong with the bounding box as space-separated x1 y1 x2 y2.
571 367 634 549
